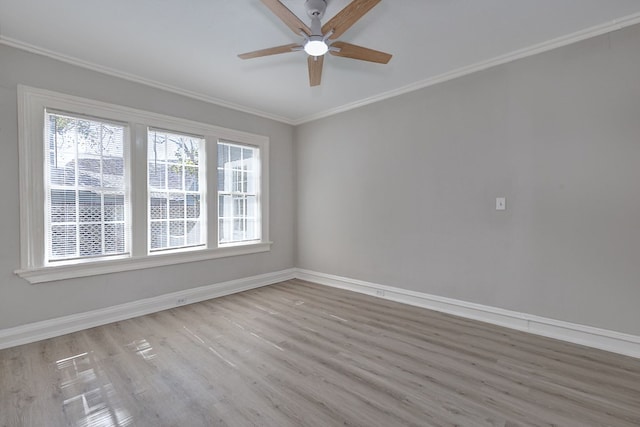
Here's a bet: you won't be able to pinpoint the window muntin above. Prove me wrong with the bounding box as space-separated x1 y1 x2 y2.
218 141 260 244
148 129 205 252
45 111 129 263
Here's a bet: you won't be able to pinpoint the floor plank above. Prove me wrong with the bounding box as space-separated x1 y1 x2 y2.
1 279 639 426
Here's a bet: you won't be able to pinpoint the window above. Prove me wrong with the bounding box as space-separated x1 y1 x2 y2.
16 86 270 283
148 129 205 252
218 141 260 244
45 112 129 262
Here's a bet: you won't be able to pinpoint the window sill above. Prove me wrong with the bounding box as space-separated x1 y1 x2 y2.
14 242 272 284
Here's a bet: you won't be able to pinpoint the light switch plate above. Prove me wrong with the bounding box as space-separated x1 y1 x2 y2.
496 197 506 210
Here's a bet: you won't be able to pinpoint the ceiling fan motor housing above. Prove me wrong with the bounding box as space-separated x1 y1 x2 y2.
305 0 327 19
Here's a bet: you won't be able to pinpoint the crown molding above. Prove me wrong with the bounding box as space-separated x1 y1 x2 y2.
3 10 640 127
291 11 640 125
0 36 296 125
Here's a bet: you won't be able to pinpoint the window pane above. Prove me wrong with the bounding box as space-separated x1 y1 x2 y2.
167 165 183 190
50 190 76 223
45 112 128 262
49 163 74 186
148 163 166 188
218 217 234 243
246 169 257 194
78 191 102 223
166 138 183 164
148 131 167 161
247 219 257 239
79 223 102 256
233 218 245 241
169 221 185 247
51 224 77 258
104 194 125 222
149 221 167 250
230 145 241 162
217 143 227 169
104 223 125 254
186 194 200 218
148 129 205 252
217 141 260 244
150 195 167 220
186 221 201 245
185 166 199 191
246 195 257 218
168 194 185 219
219 194 231 218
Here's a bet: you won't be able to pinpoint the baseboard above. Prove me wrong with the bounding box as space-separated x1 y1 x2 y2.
0 268 296 350
295 269 640 359
5 267 639 359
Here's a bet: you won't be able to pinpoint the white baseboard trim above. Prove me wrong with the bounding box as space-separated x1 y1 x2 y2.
0 268 296 350
295 269 640 359
4 267 640 359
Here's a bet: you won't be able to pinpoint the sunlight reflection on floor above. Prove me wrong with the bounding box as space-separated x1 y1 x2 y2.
56 352 133 427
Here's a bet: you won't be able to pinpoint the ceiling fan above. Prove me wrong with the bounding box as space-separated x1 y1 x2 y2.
238 0 392 86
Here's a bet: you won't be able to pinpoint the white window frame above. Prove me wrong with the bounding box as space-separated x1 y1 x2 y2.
15 86 271 284
217 140 263 245
147 128 207 253
44 110 132 263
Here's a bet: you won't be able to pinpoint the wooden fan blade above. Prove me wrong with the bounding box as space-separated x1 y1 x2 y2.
238 43 300 59
330 41 391 64
260 0 311 36
307 55 324 86
321 0 380 40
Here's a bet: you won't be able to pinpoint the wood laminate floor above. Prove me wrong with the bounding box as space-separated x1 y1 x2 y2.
1 279 640 427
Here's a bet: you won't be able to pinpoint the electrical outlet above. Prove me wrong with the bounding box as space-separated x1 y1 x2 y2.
496 197 506 211
376 290 385 297
176 297 187 305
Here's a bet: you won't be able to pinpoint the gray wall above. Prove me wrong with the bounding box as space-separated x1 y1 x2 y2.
296 24 640 335
0 45 296 329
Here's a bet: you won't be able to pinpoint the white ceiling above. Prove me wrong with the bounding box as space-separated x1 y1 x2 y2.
1 1 640 124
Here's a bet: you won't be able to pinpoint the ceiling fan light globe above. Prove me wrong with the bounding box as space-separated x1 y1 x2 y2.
304 38 329 57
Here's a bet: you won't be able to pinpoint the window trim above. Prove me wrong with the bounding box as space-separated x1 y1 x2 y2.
15 85 271 284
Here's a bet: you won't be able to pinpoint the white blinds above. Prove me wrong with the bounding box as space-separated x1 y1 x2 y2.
45 111 129 262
